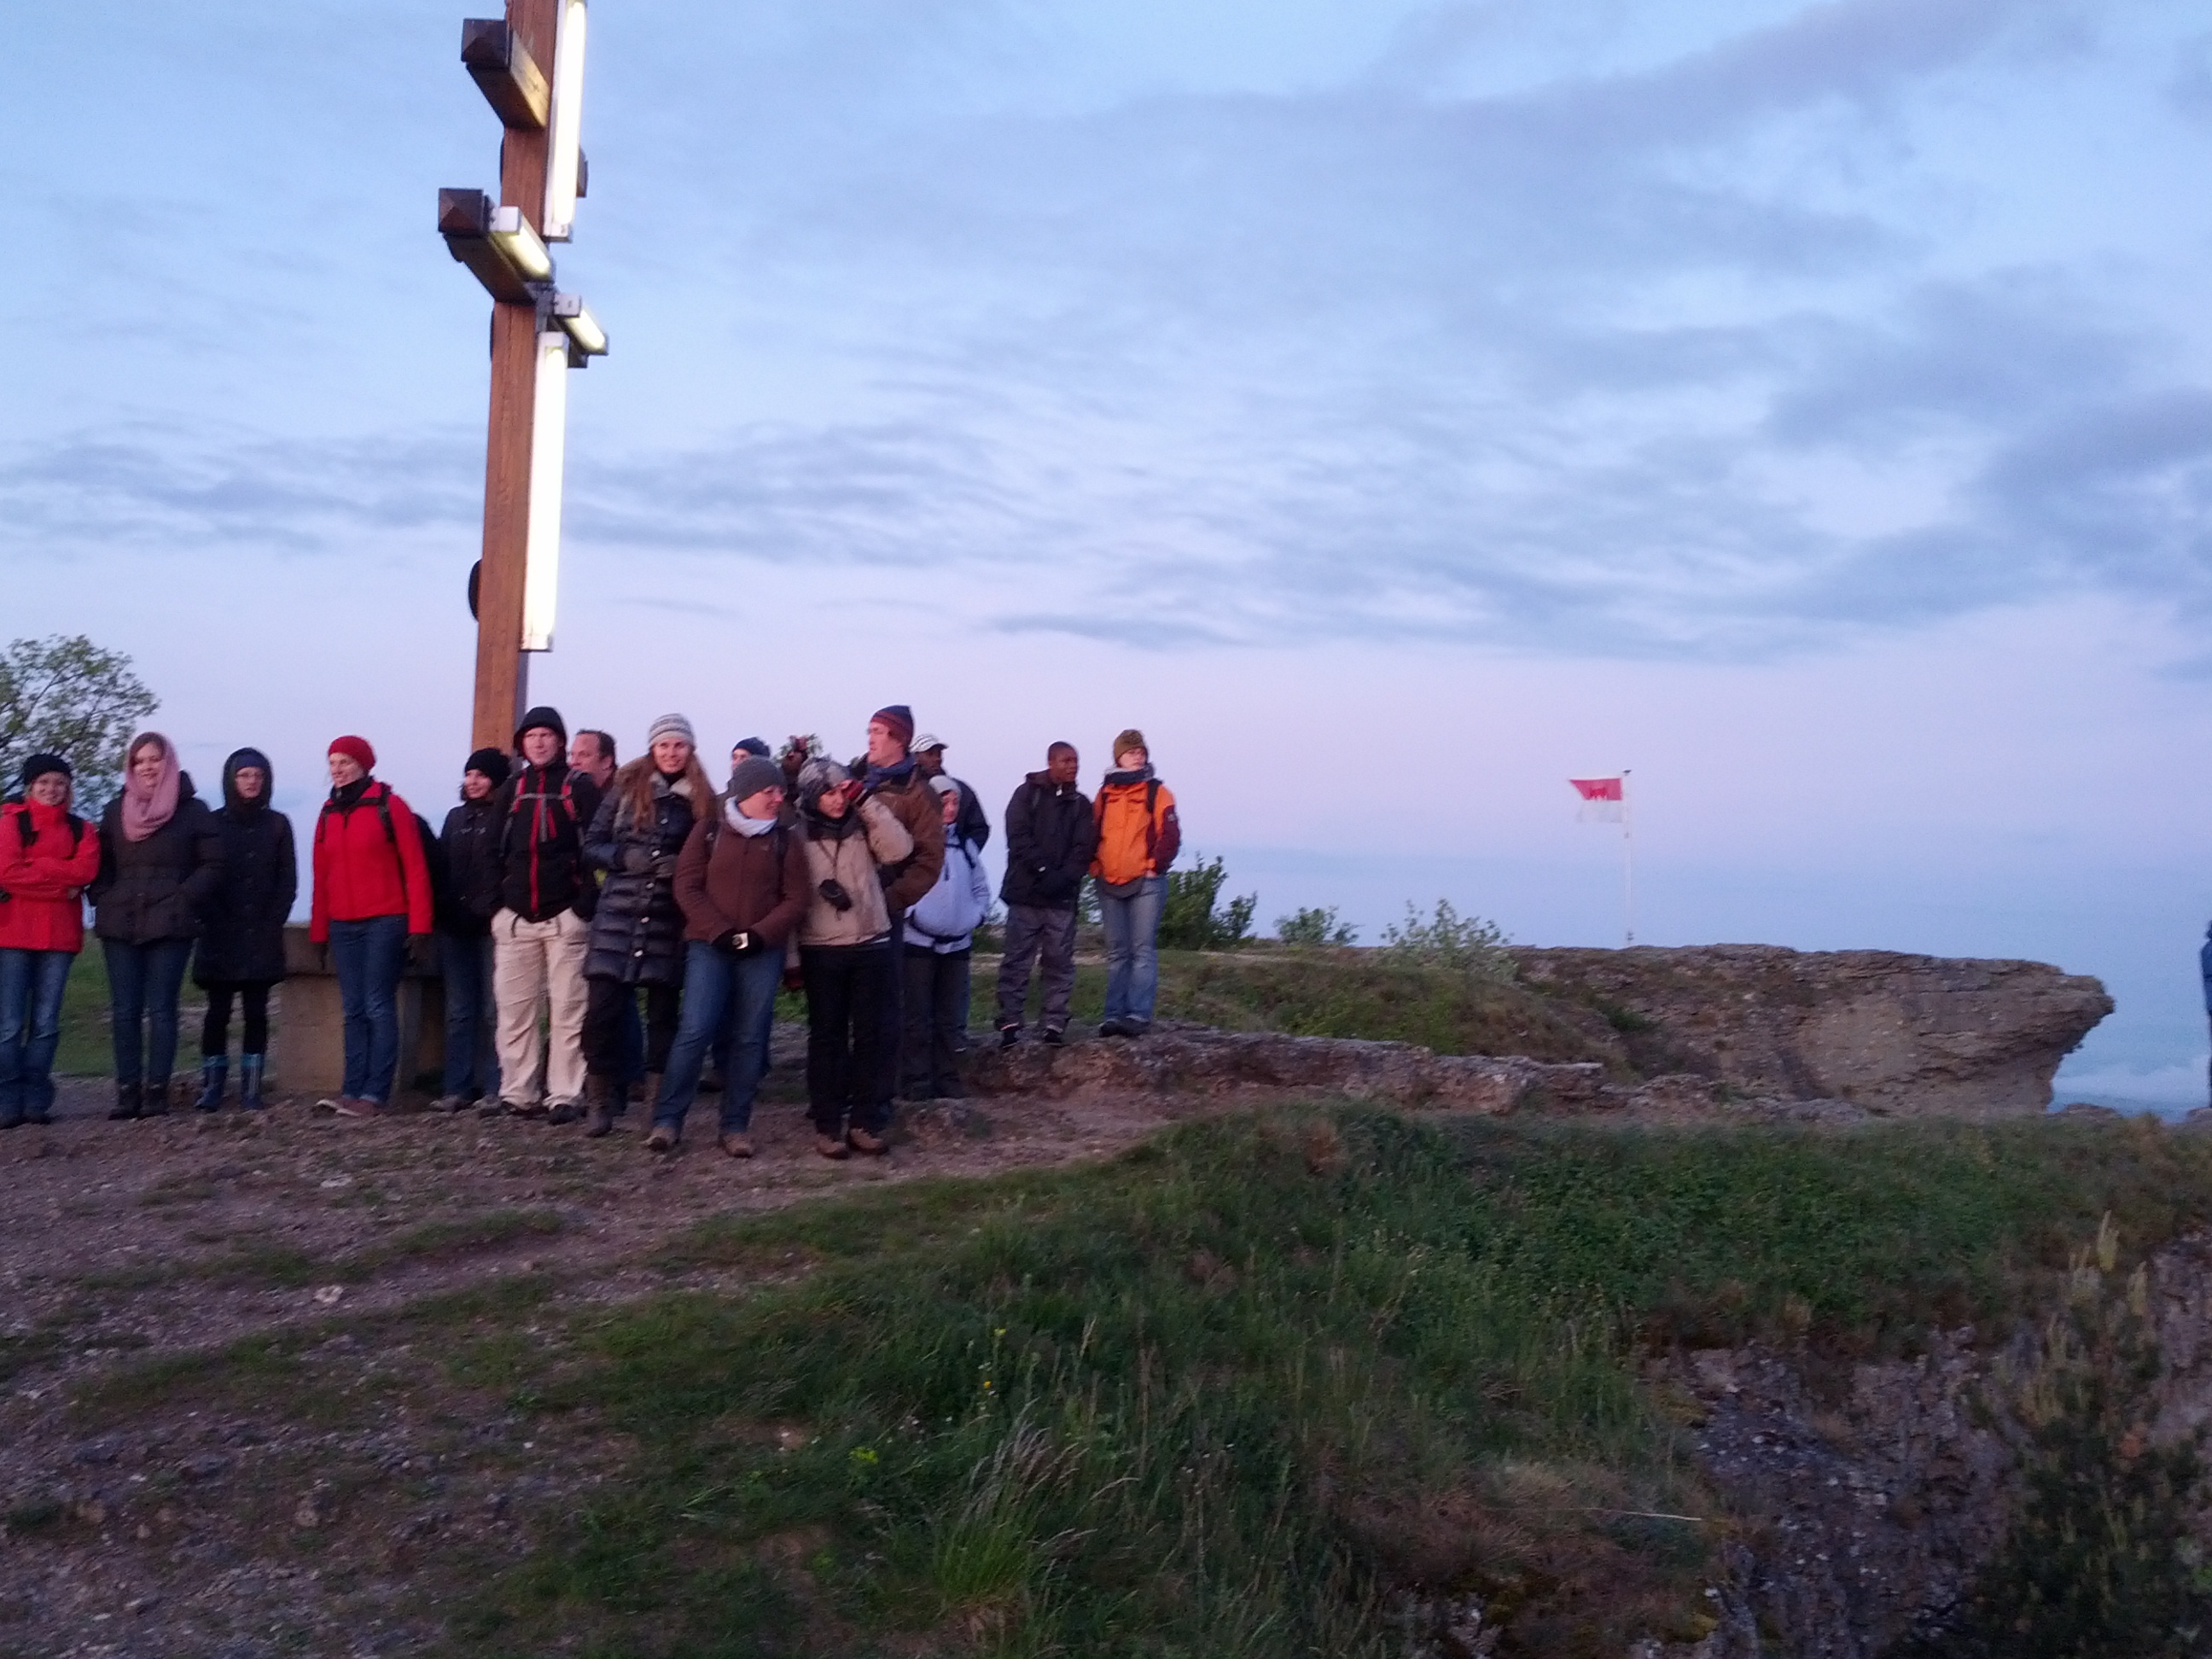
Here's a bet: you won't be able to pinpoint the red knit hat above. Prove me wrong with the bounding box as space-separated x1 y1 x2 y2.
329 735 375 771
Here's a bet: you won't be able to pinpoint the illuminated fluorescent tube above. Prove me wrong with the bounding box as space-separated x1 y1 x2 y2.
521 330 570 652
542 0 588 241
488 205 553 282
551 293 607 357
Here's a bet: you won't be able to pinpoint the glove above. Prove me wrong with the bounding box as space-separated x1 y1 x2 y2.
618 845 655 875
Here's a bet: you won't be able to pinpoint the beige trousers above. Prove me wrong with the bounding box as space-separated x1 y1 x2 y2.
491 907 591 1108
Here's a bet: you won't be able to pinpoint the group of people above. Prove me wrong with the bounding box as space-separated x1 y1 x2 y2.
0 706 1182 1161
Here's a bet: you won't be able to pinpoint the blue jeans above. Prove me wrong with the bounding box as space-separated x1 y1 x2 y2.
329 915 408 1103
439 930 500 1100
0 949 75 1121
103 937 193 1086
656 942 783 1135
1099 876 1166 1025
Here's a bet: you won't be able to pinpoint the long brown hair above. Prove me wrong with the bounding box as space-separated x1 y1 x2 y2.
611 748 714 833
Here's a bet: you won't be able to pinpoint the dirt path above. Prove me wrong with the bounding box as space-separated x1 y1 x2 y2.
0 1032 1241 1658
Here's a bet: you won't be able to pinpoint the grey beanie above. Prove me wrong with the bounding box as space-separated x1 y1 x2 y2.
647 712 696 749
796 757 849 808
727 755 785 803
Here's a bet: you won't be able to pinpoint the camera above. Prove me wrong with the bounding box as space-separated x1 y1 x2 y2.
818 878 853 912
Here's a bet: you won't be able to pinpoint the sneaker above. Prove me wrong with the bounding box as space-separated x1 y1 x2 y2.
847 1126 888 1155
313 1095 345 1114
545 1101 583 1126
998 1024 1021 1051
718 1132 754 1159
334 1097 382 1119
1097 1017 1129 1039
1042 1027 1066 1047
1122 1019 1152 1038
814 1132 850 1160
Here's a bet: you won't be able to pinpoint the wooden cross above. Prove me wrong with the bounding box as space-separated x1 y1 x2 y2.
437 0 606 754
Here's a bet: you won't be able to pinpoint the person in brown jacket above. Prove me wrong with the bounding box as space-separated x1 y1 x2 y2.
853 704 945 1092
646 756 809 1157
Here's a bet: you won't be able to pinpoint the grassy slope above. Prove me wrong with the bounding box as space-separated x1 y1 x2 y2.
399 1109 2209 1657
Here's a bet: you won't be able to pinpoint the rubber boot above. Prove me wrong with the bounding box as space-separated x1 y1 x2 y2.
583 1073 617 1139
143 1076 171 1117
239 1054 266 1111
195 1056 229 1111
109 1080 143 1121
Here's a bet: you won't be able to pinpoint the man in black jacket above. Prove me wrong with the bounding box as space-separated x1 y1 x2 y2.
995 742 1097 1046
490 707 602 1122
914 732 991 850
433 747 509 1112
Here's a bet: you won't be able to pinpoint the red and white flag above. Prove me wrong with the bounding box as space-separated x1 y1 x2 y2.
1569 776 1625 823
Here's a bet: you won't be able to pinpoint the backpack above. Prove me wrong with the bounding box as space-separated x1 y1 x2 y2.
1094 779 1180 874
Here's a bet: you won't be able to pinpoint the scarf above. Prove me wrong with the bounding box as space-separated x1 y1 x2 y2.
120 735 182 842
329 776 374 812
723 798 778 837
1103 764 1155 789
863 755 916 792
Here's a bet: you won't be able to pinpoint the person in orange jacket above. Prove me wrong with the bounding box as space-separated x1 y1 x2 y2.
1089 729 1180 1038
0 754 103 1126
308 735 432 1115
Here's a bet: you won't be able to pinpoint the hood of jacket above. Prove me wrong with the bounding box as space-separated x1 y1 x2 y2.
222 747 274 815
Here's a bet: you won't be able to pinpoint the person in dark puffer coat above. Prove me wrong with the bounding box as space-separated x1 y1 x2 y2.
579 714 713 1137
191 748 296 1111
433 747 510 1112
90 732 224 1121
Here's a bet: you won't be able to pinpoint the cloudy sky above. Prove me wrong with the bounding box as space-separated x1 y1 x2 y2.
9 0 2212 1104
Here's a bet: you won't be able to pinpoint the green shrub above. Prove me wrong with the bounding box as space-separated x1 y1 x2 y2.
1379 899 1514 981
1158 853 1256 949
1276 905 1358 946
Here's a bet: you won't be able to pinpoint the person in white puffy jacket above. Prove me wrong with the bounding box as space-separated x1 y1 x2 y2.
899 777 992 1100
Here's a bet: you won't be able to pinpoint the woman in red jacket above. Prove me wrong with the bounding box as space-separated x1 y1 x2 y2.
0 754 102 1127
308 736 432 1116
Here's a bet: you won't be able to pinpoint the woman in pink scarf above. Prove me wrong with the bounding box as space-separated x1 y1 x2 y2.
89 733 223 1120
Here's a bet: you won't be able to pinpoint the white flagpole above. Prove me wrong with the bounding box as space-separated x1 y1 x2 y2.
1621 768 1635 947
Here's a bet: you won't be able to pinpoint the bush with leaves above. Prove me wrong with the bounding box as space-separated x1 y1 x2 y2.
1276 905 1358 947
1901 1215 2212 1659
1157 854 1257 951
0 635 158 816
1379 899 1515 982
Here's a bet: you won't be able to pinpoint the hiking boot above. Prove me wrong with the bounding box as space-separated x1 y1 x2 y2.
195 1057 228 1111
1042 1027 1065 1047
646 1123 678 1154
1097 1017 1129 1039
430 1092 469 1114
545 1100 583 1126
718 1132 754 1159
998 1023 1021 1050
239 1055 266 1110
142 1077 172 1116
847 1126 888 1155
505 1099 547 1120
109 1081 143 1121
814 1132 849 1160
583 1074 617 1139
1122 1019 1152 1038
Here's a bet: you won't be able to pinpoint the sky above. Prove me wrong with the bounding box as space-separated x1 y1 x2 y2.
7 0 2212 1107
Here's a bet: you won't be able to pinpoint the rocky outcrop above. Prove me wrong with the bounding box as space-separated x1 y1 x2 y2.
961 1024 1871 1124
1512 945 2111 1119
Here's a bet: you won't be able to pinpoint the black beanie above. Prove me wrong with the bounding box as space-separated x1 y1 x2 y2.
465 748 512 788
19 753 70 789
514 705 568 748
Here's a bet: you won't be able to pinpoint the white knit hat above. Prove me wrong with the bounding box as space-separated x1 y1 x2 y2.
646 713 696 748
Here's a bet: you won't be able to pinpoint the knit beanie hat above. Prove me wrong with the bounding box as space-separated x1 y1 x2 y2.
329 735 376 771
728 755 785 804
514 705 567 747
647 712 696 749
732 736 771 760
1112 729 1147 765
796 757 849 809
465 747 512 788
19 753 70 789
870 705 915 748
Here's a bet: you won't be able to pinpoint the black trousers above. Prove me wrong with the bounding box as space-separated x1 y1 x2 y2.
801 942 897 1136
900 946 969 1098
583 978 678 1081
201 981 275 1058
